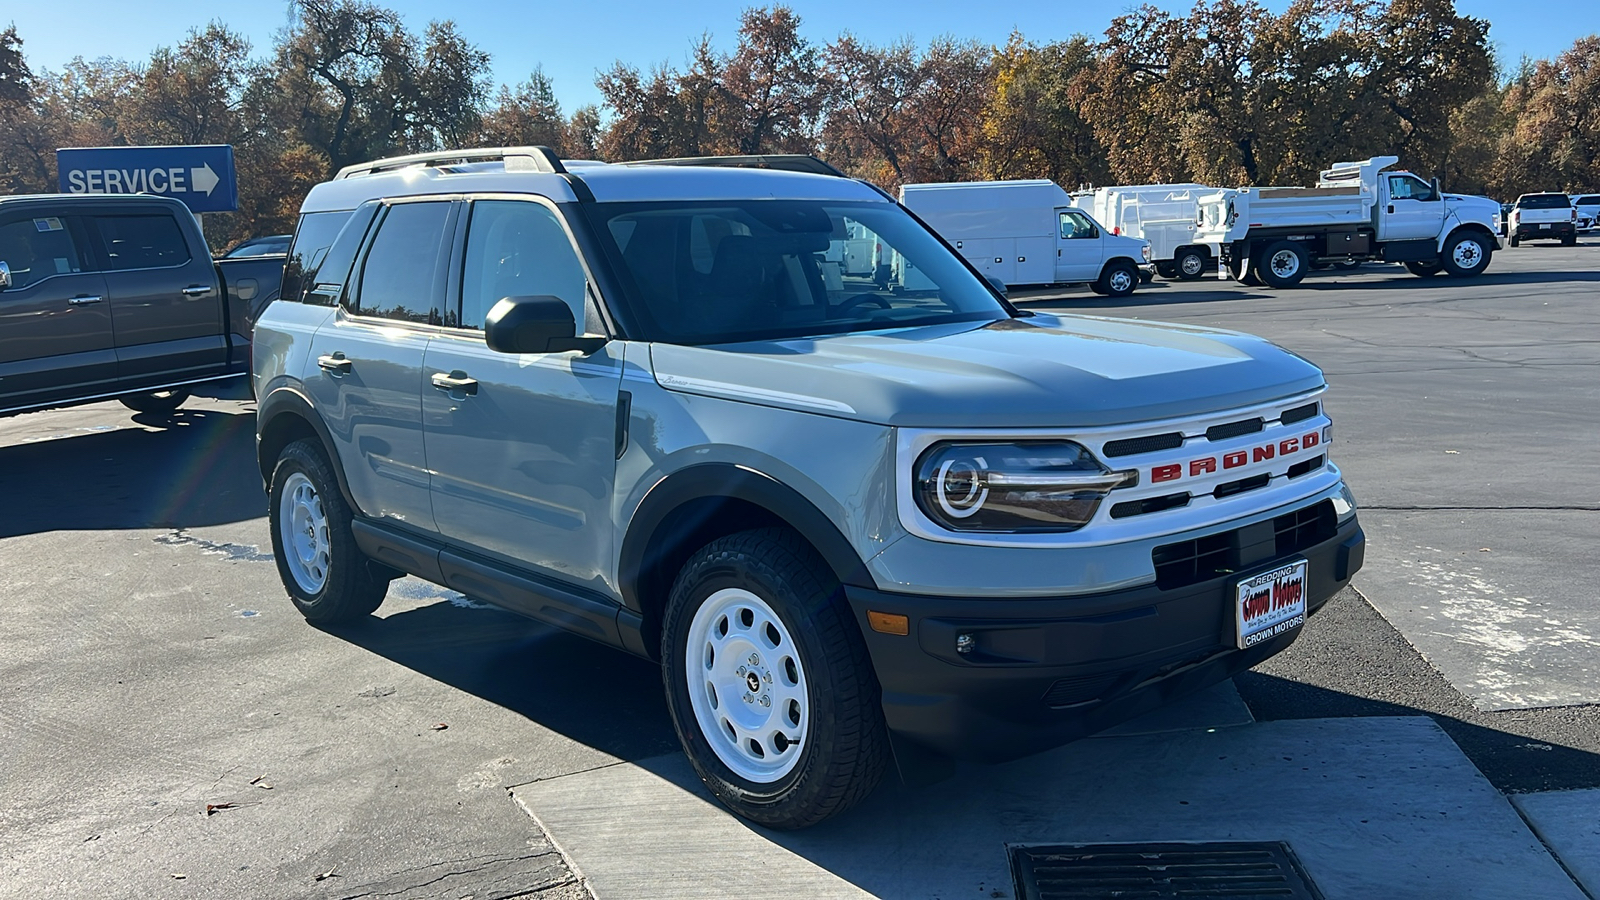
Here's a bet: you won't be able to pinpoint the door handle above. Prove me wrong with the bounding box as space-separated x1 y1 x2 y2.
68 295 103 305
431 371 478 396
181 285 211 296
317 354 352 375
1388 204 1395 214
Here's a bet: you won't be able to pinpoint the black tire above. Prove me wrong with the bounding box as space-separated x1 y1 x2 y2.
268 439 390 624
1256 241 1309 288
1155 261 1177 279
1175 247 1208 280
119 388 191 414
1094 260 1140 297
1404 260 1444 277
1440 231 1493 276
661 527 889 830
1225 255 1259 286
1561 233 1577 247
1138 268 1154 284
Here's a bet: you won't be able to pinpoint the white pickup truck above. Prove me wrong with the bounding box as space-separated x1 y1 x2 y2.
1194 156 1502 287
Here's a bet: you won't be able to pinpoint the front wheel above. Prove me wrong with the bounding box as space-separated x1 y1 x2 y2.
268 439 391 624
1094 261 1139 297
661 528 889 830
120 388 190 414
1441 232 1492 276
1175 248 1208 280
1257 241 1309 288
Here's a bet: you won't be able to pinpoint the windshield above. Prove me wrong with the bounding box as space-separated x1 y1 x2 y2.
590 200 1008 345
225 236 291 257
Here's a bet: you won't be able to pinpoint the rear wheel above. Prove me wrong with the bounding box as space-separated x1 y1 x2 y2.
661 528 888 830
1175 247 1208 280
1404 260 1444 277
1094 260 1139 297
1561 233 1577 247
1257 241 1309 288
1155 261 1178 279
268 439 391 624
119 388 190 414
1440 232 1492 276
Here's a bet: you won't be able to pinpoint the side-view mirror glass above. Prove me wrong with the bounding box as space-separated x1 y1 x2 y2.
483 295 606 355
983 274 1008 298
0 260 11 291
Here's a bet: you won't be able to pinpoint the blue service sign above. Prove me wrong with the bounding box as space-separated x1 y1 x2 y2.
57 145 239 213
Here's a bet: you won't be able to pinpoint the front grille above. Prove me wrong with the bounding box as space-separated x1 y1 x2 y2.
1009 842 1325 900
1280 401 1319 425
1040 673 1122 708
1110 492 1191 519
1103 432 1184 458
1153 500 1336 591
1206 417 1264 441
1214 473 1270 498
1286 454 1325 479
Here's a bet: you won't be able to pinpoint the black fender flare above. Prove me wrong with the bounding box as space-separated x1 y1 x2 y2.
256 385 360 513
617 463 876 615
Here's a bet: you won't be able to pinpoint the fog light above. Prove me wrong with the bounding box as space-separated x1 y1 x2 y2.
956 633 975 655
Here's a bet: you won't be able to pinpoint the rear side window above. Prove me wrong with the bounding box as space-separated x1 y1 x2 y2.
1517 194 1572 209
0 216 85 289
91 215 192 269
281 211 352 301
351 201 450 323
298 205 377 307
459 200 587 330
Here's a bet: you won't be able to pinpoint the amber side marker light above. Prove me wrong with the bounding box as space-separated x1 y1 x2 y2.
867 611 909 635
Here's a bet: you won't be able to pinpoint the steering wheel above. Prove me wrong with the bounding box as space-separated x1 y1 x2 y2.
834 292 892 315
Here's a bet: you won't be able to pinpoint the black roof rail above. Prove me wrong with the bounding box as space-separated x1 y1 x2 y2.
334 146 566 179
625 154 847 178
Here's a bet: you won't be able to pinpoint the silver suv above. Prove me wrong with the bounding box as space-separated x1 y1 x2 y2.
253 148 1364 829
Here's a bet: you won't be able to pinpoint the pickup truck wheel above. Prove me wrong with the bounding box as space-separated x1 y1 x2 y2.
268 439 389 624
1441 233 1492 276
1258 241 1309 288
1095 261 1139 297
1176 248 1207 280
1561 233 1577 247
662 527 888 830
119 388 190 414
1404 260 1444 277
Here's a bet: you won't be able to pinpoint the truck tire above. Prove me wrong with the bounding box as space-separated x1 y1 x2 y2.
1257 241 1309 288
268 439 391 624
661 527 888 830
120 388 191 414
1094 261 1139 297
1561 233 1577 247
1175 247 1208 280
1404 260 1444 277
1226 255 1261 286
1155 261 1178 279
1440 232 1492 277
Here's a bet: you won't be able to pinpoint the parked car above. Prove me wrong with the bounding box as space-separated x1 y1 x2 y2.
1570 195 1600 233
0 194 280 417
253 147 1364 829
899 180 1153 296
1508 193 1577 246
224 234 292 258
1195 156 1500 285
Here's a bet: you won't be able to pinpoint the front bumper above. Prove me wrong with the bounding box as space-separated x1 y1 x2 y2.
847 512 1364 763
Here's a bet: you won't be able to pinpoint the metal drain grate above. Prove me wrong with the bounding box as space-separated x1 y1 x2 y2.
1009 841 1324 900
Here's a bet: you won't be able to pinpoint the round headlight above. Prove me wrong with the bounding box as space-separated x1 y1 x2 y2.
914 441 1136 533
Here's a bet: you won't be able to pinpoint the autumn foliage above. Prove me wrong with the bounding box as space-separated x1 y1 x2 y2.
1 0 1596 251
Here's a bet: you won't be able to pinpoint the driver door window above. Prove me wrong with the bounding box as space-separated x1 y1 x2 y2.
1059 210 1098 240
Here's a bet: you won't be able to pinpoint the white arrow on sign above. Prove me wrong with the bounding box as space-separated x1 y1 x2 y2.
190 162 219 196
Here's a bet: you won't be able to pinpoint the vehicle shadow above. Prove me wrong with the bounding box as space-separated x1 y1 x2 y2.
322 598 680 764
0 407 264 538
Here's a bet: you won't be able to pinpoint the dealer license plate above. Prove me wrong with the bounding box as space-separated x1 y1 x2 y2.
1235 560 1308 649
1539 223 1550 229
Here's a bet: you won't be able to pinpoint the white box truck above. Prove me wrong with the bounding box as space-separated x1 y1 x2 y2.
900 180 1153 297
1193 156 1501 287
1072 184 1219 281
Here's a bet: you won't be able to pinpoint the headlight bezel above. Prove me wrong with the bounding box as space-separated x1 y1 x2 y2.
912 439 1137 534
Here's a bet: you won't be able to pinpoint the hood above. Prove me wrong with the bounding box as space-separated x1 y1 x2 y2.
648 313 1325 428
1445 192 1497 208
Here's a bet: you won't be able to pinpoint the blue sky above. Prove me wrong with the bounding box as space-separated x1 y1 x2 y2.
7 1 1597 114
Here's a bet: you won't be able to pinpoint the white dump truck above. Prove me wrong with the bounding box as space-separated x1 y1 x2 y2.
900 180 1153 297
1194 156 1501 287
1072 184 1219 281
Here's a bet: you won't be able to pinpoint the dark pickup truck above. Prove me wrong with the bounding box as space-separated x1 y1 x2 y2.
0 193 282 416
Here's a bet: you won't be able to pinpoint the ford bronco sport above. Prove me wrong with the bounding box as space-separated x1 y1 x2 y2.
252 148 1365 829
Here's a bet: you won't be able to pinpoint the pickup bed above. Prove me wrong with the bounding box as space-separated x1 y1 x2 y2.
0 193 281 416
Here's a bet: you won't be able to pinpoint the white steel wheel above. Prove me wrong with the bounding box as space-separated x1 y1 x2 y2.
685 587 809 783
1443 233 1490 276
1269 248 1301 279
280 472 331 594
1179 250 1206 278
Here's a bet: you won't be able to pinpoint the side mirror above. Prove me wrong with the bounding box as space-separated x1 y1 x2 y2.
982 274 1009 298
484 295 606 355
0 261 11 291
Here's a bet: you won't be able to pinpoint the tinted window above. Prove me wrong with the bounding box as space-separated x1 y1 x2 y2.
1518 194 1572 209
1059 210 1097 239
300 205 378 307
1574 195 1600 207
224 236 291 258
595 200 1006 345
460 201 587 330
283 211 354 302
92 215 192 269
0 216 85 289
353 201 450 323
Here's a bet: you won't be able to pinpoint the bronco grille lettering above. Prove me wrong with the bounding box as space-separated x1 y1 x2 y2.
1152 430 1320 484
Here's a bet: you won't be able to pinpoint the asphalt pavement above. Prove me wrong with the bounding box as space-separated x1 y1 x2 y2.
1 237 1596 899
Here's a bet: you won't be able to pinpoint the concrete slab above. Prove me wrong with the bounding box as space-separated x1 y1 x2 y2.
516 717 1582 900
1357 510 1600 710
1091 678 1253 738
1513 789 1600 895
